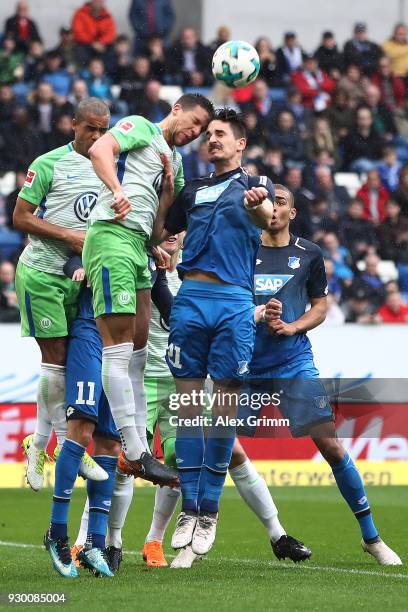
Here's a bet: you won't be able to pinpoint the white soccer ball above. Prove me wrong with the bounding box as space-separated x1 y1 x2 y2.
212 40 260 89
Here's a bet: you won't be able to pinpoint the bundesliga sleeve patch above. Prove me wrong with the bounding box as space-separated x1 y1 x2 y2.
24 169 36 188
117 120 134 133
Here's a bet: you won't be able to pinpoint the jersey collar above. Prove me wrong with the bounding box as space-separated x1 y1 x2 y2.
209 166 242 181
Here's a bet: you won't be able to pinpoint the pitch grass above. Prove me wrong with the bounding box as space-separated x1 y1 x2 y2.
0 487 407 612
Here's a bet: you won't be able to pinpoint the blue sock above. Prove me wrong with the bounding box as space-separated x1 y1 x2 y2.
331 452 379 542
87 456 117 549
50 439 85 540
175 425 204 513
200 426 235 514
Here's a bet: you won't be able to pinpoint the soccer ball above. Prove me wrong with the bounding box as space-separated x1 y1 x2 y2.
212 40 260 88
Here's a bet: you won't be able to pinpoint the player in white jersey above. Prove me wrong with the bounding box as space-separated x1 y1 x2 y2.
14 98 128 491
82 93 214 485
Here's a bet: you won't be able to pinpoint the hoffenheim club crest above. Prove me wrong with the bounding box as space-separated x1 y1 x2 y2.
288 256 300 270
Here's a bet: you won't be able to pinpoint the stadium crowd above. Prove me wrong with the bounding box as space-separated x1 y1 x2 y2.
1 0 408 324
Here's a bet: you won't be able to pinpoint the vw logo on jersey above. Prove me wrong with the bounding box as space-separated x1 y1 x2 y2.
254 274 293 295
74 191 98 221
288 256 300 270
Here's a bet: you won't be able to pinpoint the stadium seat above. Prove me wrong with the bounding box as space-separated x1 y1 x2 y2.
334 172 363 197
356 259 399 283
159 85 184 106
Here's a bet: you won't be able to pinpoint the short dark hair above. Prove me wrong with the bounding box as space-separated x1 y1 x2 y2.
212 107 247 139
274 183 295 207
176 93 214 119
75 97 110 122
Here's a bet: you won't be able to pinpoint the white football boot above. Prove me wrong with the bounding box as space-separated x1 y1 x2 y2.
170 545 202 569
361 538 402 565
22 434 49 492
191 512 218 555
171 511 198 549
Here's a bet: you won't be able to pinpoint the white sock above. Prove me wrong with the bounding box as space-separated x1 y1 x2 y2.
129 346 149 452
106 470 135 548
229 459 286 543
34 363 66 449
146 486 181 543
102 343 145 460
75 497 89 547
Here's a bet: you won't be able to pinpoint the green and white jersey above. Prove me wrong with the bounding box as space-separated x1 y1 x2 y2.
19 143 101 275
89 115 184 237
146 265 181 378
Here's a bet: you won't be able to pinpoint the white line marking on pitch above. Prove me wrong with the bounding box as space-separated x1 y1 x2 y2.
0 540 406 580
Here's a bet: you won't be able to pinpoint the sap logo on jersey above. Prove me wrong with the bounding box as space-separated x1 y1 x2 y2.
195 177 237 204
74 191 98 221
254 274 293 295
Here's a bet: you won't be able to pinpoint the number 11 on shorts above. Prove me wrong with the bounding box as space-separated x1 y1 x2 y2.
76 381 96 405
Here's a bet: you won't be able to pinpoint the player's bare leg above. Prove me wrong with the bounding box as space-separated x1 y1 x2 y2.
229 438 311 562
310 421 402 566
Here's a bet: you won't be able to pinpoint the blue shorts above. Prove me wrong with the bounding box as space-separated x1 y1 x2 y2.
166 280 256 380
65 321 119 441
238 355 334 437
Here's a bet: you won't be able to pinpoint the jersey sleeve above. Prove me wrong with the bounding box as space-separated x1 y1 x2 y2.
164 187 188 234
151 268 174 326
109 116 156 152
248 175 275 202
174 161 185 197
63 255 83 279
18 157 54 206
306 250 328 299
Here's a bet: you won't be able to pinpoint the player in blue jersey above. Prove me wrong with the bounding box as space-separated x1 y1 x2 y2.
152 108 276 556
244 184 402 566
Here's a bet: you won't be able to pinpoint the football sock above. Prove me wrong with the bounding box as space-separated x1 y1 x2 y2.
229 459 286 543
200 426 235 514
50 439 85 540
145 485 181 543
129 347 150 452
102 343 145 460
75 498 89 547
87 456 117 549
106 471 134 548
34 363 65 450
176 425 205 513
331 452 379 542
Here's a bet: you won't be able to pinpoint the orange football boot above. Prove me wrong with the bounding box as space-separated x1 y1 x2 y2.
71 543 84 568
142 540 168 567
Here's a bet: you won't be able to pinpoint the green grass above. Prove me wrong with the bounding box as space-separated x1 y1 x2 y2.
0 487 407 611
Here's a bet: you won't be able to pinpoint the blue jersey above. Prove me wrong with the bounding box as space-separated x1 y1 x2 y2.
250 235 328 372
164 167 274 292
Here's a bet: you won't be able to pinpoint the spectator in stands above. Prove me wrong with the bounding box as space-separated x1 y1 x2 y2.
4 1 41 52
41 51 73 99
24 38 45 83
276 31 305 84
356 169 389 224
337 63 367 108
383 23 408 78
241 79 275 129
324 89 354 139
343 106 385 173
323 232 353 282
305 116 337 163
377 145 402 192
377 199 408 262
291 53 335 111
393 94 408 160
72 0 116 65
363 84 397 139
324 292 346 325
67 78 89 107
168 26 212 86
393 163 408 214
142 34 169 82
136 79 171 121
129 0 175 53
339 198 377 261
0 105 40 170
51 27 81 73
309 197 338 241
242 110 268 149
0 84 18 127
263 147 285 183
313 165 350 218
314 31 343 78
342 280 377 323
119 55 151 113
324 258 343 303
375 290 408 322
284 85 313 135
284 166 312 238
343 22 382 76
371 56 405 110
255 36 283 88
359 252 386 308
183 139 214 181
5 169 26 229
0 34 24 84
27 81 61 150
47 113 74 149
209 25 231 54
269 109 304 163
84 57 111 102
0 261 20 323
